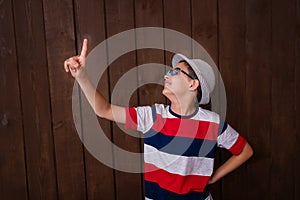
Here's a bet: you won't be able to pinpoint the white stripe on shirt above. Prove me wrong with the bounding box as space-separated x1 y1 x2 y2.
144 144 214 176
217 124 239 149
136 106 154 133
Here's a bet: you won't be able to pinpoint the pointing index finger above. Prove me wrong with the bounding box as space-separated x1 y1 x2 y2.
80 38 88 58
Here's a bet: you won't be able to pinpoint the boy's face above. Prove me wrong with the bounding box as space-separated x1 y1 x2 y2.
162 62 195 100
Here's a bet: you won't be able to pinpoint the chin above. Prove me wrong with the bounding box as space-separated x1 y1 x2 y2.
162 88 168 96
162 88 172 99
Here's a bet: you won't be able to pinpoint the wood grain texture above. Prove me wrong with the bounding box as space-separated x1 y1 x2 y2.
105 0 143 199
244 0 272 199
164 0 192 65
73 0 115 199
0 0 28 199
218 0 248 199
12 0 58 198
42 0 87 199
296 1 300 199
271 0 296 198
135 0 166 107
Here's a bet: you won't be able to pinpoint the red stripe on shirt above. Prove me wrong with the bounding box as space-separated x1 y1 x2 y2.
144 163 210 194
125 107 137 130
229 135 247 155
151 114 219 140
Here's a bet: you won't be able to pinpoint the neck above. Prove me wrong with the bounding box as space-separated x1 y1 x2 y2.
170 97 198 116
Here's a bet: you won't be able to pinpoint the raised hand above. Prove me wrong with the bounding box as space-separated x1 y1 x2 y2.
64 38 88 78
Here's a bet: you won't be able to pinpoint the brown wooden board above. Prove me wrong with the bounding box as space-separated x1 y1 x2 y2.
12 0 58 198
73 0 116 199
244 0 273 198
164 0 192 66
191 0 221 198
191 0 218 61
271 0 296 198
0 0 28 199
105 0 143 199
135 0 166 106
42 0 87 199
296 0 300 198
218 0 248 199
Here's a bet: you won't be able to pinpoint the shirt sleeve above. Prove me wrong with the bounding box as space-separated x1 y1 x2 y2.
125 106 154 133
217 122 247 155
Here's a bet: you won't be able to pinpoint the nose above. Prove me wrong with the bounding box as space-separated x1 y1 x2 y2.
164 74 169 80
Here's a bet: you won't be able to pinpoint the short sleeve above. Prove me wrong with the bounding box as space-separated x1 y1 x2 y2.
125 106 154 133
217 122 247 155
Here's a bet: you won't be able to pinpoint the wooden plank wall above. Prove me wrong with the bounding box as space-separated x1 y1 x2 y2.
0 0 299 199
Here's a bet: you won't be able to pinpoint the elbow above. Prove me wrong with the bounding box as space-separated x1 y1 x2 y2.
94 109 107 119
94 104 111 119
248 148 254 159
95 110 104 118
94 106 102 118
94 107 111 120
245 143 254 159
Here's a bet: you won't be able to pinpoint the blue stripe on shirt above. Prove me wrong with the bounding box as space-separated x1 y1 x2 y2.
144 129 217 158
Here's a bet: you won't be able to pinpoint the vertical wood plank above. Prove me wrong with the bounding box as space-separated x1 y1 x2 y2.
296 1 300 199
105 0 143 199
164 0 192 65
191 0 218 61
191 0 221 198
271 0 296 198
218 0 248 199
12 0 58 198
0 0 28 199
135 0 166 106
73 0 115 199
42 0 87 199
244 0 272 199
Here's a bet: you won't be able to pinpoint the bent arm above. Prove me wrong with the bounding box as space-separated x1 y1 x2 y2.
76 71 126 124
209 142 253 184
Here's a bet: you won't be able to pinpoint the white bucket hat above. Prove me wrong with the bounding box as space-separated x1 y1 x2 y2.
172 53 215 105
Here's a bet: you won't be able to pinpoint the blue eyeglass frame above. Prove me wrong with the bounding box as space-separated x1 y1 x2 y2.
166 68 196 80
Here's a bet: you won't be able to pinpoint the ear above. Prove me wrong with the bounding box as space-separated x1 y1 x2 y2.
189 79 200 91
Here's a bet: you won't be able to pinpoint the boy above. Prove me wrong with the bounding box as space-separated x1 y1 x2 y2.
64 39 253 200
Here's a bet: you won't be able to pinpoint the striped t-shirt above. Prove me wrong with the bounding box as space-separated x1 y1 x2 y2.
125 104 246 200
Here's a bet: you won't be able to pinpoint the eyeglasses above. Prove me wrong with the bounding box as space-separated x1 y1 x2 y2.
166 68 196 80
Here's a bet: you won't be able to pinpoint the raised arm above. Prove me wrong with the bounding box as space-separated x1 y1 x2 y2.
64 39 126 124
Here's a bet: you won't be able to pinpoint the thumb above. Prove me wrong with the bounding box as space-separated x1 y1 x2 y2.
80 38 88 59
